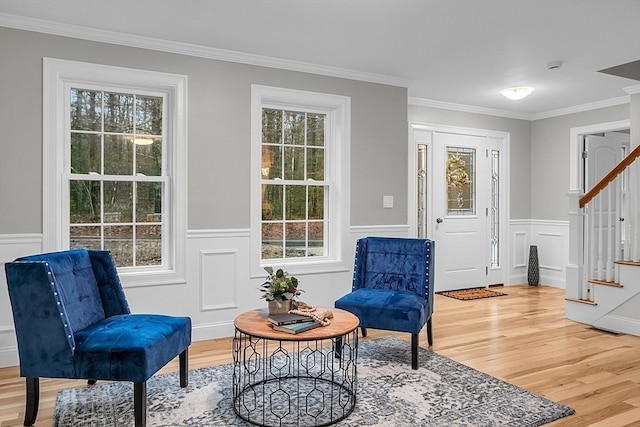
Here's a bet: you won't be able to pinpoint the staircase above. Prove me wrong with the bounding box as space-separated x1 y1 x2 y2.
566 144 640 336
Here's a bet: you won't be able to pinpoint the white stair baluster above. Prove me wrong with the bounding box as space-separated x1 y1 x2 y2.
606 184 614 282
597 193 604 281
614 175 621 284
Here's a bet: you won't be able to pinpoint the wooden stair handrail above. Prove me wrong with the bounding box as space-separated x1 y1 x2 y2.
580 144 640 208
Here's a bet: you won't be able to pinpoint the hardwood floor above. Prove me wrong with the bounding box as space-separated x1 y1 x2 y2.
1 285 638 426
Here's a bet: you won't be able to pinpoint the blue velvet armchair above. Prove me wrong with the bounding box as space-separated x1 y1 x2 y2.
335 237 435 369
4 249 192 427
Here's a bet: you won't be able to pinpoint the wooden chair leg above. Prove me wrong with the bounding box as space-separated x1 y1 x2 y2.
411 333 419 370
426 317 433 346
24 377 39 426
134 382 147 427
360 327 368 337
179 348 188 388
87 379 97 385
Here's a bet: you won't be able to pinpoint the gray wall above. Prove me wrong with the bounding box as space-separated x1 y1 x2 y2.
0 27 408 233
408 105 532 220
530 104 629 220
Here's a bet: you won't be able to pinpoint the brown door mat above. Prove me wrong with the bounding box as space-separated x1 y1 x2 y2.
437 287 507 300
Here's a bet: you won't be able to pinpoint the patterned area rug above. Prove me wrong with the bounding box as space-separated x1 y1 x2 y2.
54 336 573 426
438 287 508 300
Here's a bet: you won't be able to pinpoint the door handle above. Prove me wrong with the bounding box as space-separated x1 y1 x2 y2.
436 218 443 224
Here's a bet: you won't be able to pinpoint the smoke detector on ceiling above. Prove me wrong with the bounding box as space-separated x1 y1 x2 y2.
547 61 563 70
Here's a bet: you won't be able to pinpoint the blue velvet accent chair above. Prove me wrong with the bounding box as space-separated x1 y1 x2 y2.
335 237 435 369
4 249 192 427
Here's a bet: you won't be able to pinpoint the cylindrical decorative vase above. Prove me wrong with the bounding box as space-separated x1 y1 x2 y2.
268 299 292 315
527 245 539 286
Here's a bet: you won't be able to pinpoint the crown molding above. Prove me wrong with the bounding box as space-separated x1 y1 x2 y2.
409 93 632 122
530 95 632 121
408 97 532 120
0 13 409 89
624 84 640 95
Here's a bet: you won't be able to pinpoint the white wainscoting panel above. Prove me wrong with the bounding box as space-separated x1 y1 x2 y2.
509 221 530 285
199 249 239 311
0 234 44 368
0 223 570 367
508 220 569 288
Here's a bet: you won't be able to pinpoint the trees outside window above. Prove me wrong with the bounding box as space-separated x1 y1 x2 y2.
69 89 165 267
261 108 327 260
251 85 350 275
43 59 187 286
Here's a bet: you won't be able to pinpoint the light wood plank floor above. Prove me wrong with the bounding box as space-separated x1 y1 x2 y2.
1 285 639 426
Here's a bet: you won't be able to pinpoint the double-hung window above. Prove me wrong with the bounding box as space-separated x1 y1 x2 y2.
251 86 350 276
43 58 187 286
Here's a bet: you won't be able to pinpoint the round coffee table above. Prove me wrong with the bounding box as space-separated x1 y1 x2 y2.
232 308 359 427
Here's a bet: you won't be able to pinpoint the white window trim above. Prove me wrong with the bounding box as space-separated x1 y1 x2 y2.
43 58 188 287
250 85 351 278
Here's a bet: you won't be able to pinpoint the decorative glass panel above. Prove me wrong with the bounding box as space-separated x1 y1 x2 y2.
417 144 428 238
491 150 500 267
446 147 475 216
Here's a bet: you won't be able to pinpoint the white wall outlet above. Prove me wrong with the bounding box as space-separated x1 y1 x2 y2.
383 195 394 208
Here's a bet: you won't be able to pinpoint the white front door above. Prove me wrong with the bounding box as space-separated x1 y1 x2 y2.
409 124 508 292
433 132 487 291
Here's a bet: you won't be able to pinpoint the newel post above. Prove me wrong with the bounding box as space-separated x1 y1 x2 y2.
566 190 584 300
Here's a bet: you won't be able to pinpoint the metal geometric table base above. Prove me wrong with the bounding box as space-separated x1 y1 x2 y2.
232 331 358 426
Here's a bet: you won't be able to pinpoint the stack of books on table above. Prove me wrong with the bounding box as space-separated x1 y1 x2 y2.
267 313 320 334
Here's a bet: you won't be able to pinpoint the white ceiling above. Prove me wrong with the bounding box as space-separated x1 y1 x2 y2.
1 0 639 118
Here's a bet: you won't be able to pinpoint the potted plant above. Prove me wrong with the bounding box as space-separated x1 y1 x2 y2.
259 267 303 314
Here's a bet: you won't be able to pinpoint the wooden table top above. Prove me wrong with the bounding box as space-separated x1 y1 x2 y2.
234 308 359 341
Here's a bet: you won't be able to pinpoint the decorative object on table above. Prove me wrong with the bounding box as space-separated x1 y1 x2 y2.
258 266 303 314
335 236 435 369
528 245 540 286
266 312 311 326
289 303 334 326
271 320 321 334
53 336 575 427
437 287 507 300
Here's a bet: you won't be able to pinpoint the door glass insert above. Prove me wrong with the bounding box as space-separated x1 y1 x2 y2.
491 149 500 267
417 144 428 238
446 147 475 216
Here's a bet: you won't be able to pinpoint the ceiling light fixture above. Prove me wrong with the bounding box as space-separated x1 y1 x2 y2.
500 87 534 100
